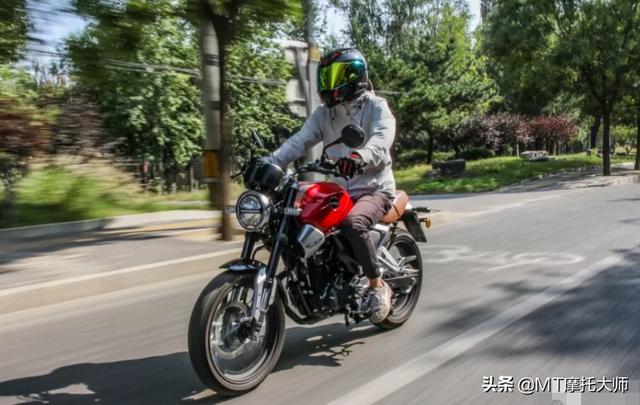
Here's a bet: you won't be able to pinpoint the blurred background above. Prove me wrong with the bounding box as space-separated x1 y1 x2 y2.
0 0 638 233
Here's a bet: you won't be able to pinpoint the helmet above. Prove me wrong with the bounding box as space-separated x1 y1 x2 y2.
317 48 368 108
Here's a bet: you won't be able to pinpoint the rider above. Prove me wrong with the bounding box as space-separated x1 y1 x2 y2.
269 48 396 323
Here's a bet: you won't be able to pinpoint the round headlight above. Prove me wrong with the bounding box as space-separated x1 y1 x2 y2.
235 191 272 231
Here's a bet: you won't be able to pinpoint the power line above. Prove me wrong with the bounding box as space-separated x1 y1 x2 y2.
19 48 394 92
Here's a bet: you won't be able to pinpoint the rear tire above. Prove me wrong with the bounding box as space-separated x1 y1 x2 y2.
373 230 423 330
188 271 286 396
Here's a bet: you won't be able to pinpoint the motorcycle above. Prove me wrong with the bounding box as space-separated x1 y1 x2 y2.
188 125 432 396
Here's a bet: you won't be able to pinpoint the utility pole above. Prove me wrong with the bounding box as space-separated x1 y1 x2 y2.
283 1 321 178
199 15 232 240
305 0 322 176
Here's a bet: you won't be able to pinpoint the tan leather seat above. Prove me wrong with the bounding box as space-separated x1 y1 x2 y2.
382 190 409 223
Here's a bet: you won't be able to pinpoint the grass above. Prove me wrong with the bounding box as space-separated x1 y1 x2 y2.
395 153 635 194
0 162 216 228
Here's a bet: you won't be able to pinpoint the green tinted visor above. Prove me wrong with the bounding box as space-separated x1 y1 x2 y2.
317 61 365 92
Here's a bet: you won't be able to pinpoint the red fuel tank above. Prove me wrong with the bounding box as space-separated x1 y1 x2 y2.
296 181 353 233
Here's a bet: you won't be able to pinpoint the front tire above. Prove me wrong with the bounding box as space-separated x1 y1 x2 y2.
373 230 423 330
188 271 286 396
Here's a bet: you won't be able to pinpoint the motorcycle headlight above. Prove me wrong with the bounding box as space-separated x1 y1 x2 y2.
235 191 272 231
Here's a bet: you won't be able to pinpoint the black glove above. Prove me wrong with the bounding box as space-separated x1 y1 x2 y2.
336 153 364 178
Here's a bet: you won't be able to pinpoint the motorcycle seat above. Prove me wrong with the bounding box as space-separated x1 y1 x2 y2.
381 190 409 223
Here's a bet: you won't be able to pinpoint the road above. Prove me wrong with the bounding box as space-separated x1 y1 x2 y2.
0 183 639 404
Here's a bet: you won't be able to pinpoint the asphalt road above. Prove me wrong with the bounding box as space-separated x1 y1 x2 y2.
1 183 639 404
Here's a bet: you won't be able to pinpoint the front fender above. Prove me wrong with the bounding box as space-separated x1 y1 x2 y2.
220 258 266 273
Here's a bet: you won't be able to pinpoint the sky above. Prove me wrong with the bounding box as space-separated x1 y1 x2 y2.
30 0 482 63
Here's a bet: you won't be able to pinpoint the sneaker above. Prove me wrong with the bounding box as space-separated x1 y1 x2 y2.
369 281 392 323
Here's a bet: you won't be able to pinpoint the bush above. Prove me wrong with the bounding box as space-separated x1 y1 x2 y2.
4 158 146 226
451 113 530 155
432 151 455 162
459 147 495 161
396 149 429 167
528 116 578 151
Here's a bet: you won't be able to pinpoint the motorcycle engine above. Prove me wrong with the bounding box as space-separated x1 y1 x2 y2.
302 253 352 313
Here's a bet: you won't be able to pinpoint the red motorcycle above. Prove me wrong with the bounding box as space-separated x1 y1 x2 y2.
188 125 431 396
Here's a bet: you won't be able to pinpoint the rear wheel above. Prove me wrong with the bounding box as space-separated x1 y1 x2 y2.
188 271 286 396
373 230 423 330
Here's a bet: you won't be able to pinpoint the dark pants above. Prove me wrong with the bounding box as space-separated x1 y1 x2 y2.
341 193 393 279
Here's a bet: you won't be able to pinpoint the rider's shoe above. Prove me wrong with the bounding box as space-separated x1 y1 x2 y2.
369 280 392 323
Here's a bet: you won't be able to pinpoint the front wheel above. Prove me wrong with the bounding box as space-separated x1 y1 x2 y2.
188 271 286 396
373 230 424 330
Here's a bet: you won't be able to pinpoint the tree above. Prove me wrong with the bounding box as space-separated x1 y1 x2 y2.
449 113 530 157
0 0 29 63
0 66 56 197
482 0 640 175
528 116 578 154
68 1 204 181
336 0 498 162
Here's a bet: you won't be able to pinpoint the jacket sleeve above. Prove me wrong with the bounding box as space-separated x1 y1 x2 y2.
356 98 395 169
270 107 324 168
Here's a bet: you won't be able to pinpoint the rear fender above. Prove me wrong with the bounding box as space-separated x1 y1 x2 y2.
401 205 427 243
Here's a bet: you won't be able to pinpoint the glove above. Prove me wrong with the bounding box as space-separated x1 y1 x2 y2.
336 153 364 178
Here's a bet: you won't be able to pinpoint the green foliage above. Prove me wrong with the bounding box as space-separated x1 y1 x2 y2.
611 125 636 151
459 147 494 161
338 0 499 153
68 0 302 171
396 149 430 167
227 30 302 166
2 159 212 227
0 66 56 179
481 0 640 174
203 0 302 27
68 1 204 168
0 0 28 63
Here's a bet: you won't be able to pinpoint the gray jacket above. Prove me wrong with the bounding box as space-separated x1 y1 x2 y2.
270 91 396 199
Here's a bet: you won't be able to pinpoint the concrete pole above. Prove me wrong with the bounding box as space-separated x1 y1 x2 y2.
305 0 323 176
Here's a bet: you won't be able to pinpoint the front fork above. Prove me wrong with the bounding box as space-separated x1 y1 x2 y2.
245 183 299 338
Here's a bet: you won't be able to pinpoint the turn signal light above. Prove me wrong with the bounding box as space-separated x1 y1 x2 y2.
424 217 432 229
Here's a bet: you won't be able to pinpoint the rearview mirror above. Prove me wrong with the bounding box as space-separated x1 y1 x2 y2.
341 125 365 149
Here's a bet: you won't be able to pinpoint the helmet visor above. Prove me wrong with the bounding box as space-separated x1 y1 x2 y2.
317 61 365 92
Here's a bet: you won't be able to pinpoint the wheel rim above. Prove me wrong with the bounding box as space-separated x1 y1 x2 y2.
386 239 422 318
207 285 271 383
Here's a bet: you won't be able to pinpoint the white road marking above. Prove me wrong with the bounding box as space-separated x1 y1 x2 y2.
0 247 241 297
423 244 585 272
328 255 626 405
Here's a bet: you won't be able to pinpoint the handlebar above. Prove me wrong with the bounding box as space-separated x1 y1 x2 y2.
297 159 343 178
296 158 365 179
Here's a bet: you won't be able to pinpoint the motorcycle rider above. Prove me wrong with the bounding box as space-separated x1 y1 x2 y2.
269 48 396 322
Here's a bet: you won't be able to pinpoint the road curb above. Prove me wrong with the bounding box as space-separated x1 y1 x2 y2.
0 247 241 315
0 210 218 241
